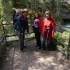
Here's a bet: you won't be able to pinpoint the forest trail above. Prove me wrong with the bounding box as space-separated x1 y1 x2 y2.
0 39 70 70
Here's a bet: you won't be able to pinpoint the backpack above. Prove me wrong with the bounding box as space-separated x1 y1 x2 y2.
13 13 19 30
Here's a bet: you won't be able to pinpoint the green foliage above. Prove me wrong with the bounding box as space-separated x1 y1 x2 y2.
3 0 13 22
0 24 4 38
54 31 70 53
25 33 35 39
54 31 69 45
0 0 4 22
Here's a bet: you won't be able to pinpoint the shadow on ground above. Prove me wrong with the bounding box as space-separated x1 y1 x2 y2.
0 39 70 70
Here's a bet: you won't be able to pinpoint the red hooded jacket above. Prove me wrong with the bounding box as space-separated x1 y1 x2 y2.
41 17 55 40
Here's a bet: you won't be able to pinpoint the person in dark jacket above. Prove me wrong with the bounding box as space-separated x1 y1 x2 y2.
13 9 21 30
14 8 29 52
13 9 20 25
32 12 43 49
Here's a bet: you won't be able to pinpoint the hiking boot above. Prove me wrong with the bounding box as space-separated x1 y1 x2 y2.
38 47 41 49
20 49 24 52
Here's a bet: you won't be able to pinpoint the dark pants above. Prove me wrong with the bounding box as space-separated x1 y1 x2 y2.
34 31 41 48
18 32 25 50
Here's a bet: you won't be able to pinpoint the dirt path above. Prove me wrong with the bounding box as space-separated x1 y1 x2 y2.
1 39 70 70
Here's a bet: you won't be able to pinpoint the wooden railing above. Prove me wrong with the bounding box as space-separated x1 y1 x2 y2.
0 23 6 52
55 24 70 58
0 22 70 58
0 22 34 52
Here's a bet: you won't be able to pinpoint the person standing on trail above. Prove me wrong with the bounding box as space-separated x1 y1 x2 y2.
14 8 29 52
13 9 21 30
41 10 55 50
32 12 43 49
13 9 21 26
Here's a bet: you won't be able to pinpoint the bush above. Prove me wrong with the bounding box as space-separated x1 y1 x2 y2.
54 31 69 45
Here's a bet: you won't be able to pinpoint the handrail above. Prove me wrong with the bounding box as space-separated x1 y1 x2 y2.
56 24 70 58
0 23 70 58
57 40 68 47
0 23 6 52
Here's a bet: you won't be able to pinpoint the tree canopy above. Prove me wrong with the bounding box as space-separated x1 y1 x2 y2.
0 0 70 23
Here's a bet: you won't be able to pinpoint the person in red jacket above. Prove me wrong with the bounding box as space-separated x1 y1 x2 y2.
41 10 55 50
32 12 43 49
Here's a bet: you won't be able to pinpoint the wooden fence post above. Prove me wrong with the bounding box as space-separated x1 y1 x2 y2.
1 23 7 43
66 34 70 58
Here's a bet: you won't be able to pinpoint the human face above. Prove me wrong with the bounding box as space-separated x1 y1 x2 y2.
24 11 28 16
35 13 39 18
45 13 50 18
